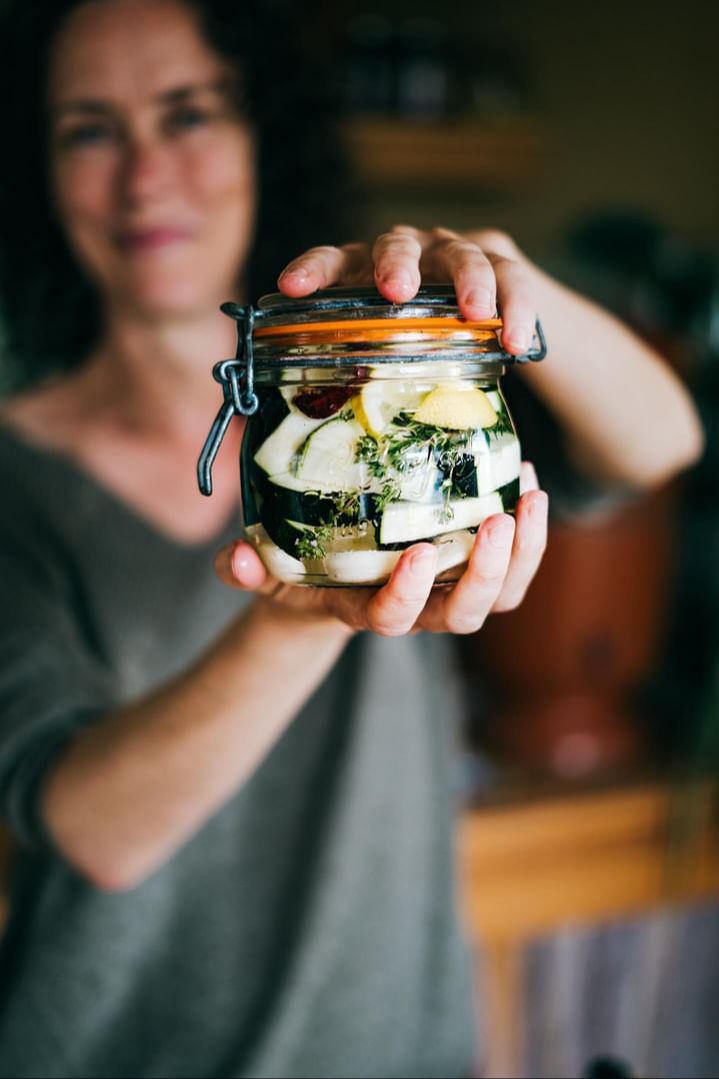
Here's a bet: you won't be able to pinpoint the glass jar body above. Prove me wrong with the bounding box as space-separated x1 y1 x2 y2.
240 360 520 587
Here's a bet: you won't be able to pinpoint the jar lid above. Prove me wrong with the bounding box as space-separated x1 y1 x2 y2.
224 285 546 361
197 287 546 495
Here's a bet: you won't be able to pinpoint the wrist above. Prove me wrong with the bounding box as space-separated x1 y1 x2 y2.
248 595 357 641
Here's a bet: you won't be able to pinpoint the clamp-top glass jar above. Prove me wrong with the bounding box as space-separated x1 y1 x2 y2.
198 286 546 587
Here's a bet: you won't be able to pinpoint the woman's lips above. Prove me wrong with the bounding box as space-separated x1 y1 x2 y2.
116 227 192 252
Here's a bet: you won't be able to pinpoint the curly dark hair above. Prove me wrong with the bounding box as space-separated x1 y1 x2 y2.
0 0 349 388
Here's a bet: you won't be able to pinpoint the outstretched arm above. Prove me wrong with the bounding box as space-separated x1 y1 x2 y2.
278 225 704 489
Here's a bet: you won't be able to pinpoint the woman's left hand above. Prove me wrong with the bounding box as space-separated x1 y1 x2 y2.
216 460 547 635
277 225 537 354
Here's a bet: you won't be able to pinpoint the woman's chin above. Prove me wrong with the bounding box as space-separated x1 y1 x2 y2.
115 277 231 321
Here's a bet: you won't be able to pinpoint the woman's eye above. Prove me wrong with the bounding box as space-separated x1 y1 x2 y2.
166 107 211 134
57 124 113 150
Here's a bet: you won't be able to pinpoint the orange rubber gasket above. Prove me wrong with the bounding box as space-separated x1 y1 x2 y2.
253 316 503 341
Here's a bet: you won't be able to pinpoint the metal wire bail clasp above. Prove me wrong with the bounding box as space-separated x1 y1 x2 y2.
197 303 259 496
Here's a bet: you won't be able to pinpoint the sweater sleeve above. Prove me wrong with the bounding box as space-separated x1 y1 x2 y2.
503 373 634 521
0 533 114 850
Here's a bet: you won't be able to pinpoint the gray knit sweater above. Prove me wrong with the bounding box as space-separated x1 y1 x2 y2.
0 424 474 1079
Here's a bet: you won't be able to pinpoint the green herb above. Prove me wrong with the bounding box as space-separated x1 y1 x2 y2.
385 412 468 473
487 409 514 438
383 413 470 516
329 489 361 520
355 434 387 479
292 521 334 560
374 477 402 513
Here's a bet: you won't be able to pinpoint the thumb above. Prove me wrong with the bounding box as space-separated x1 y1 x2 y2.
214 540 270 592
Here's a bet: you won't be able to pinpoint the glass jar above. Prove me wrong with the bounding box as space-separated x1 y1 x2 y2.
198 286 546 587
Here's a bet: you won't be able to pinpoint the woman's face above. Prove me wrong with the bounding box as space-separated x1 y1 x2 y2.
48 0 255 321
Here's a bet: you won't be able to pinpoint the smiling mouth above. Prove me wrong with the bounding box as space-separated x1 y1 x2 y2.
116 227 192 252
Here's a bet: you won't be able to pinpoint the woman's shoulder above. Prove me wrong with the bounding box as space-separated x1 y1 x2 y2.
0 377 100 566
0 376 85 455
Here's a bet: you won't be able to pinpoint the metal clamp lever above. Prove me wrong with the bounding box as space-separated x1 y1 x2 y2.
197 304 258 496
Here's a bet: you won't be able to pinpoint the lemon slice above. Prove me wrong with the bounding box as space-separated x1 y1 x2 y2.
356 381 429 437
413 384 498 430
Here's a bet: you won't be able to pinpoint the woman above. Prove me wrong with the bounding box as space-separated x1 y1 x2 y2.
0 1 703 1077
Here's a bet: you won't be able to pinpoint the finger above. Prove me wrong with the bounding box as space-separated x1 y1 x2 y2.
519 459 539 495
428 514 515 634
484 250 537 355
492 490 548 612
364 543 438 636
372 226 424 303
423 229 497 321
277 245 346 296
214 540 270 593
336 242 374 286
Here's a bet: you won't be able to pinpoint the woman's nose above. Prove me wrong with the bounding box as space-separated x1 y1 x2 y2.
117 137 174 207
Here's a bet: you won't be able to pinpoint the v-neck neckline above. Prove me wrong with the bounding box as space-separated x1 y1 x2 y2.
0 421 241 554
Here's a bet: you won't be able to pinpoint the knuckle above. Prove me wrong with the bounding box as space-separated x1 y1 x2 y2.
368 594 419 636
308 244 341 258
375 230 422 256
443 238 484 260
468 561 508 590
370 616 410 638
490 253 518 273
430 225 459 240
474 228 516 254
341 241 368 257
515 535 547 557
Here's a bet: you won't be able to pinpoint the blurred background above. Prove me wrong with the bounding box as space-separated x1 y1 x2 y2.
312 1 719 1076
1 1 717 1076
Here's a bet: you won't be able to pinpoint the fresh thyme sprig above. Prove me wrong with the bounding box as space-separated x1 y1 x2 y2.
329 490 361 520
384 412 466 473
355 434 387 478
374 478 402 513
487 409 514 438
292 521 334 560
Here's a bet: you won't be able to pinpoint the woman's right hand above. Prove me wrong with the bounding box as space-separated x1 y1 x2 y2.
215 462 548 637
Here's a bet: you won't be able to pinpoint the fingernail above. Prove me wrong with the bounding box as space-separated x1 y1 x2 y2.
487 518 514 549
409 545 436 573
528 491 549 517
465 288 493 316
231 546 255 577
523 461 539 488
508 325 532 352
281 267 309 283
379 271 412 294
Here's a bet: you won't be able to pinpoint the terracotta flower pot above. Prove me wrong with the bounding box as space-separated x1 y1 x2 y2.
461 488 676 777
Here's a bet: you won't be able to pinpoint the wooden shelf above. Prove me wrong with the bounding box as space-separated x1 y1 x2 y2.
458 778 719 1077
458 778 719 946
341 117 546 191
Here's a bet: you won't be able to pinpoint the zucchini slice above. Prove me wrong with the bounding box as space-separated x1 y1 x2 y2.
254 412 326 476
294 416 366 492
379 490 504 546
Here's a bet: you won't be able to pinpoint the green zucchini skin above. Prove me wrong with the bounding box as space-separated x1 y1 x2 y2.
450 454 478 498
243 388 522 561
241 390 290 529
252 465 375 525
248 463 378 557
256 388 291 439
500 476 521 513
